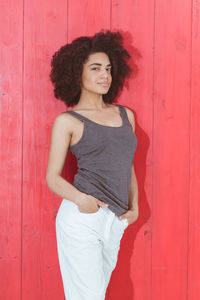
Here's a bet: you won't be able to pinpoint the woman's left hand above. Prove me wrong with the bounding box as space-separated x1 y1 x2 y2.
118 208 139 225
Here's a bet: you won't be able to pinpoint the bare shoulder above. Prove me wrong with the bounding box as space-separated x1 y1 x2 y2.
46 112 74 180
123 106 136 132
52 111 76 134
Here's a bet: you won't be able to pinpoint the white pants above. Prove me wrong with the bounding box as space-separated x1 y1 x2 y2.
55 198 129 300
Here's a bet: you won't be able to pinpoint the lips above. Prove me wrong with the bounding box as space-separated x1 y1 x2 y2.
98 82 109 87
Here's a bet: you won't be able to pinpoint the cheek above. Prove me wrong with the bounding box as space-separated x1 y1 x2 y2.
81 78 97 91
84 73 98 85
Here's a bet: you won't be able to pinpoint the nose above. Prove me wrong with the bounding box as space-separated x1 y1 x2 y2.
100 68 109 78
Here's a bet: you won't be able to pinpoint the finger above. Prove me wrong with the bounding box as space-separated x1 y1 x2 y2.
118 215 126 220
98 200 109 208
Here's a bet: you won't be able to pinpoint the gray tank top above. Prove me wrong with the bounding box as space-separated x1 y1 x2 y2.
64 104 137 217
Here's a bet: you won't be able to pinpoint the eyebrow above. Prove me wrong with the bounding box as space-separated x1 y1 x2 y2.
89 63 112 67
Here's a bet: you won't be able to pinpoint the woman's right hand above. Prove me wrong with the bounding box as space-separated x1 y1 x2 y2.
76 193 108 213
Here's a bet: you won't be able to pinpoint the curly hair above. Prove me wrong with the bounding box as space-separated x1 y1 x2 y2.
49 29 133 107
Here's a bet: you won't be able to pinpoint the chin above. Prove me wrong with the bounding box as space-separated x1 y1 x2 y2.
97 86 110 92
98 90 110 95
91 87 110 95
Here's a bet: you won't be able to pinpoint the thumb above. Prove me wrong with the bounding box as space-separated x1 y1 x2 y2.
97 200 109 208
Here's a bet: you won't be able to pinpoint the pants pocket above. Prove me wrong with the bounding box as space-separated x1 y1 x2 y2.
77 206 102 216
120 217 129 228
124 218 129 227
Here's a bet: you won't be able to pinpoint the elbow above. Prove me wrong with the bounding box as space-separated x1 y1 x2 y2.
45 174 51 188
46 171 62 189
46 173 55 189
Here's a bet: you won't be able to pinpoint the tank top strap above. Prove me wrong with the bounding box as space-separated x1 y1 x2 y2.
65 105 130 126
64 110 88 123
116 104 130 126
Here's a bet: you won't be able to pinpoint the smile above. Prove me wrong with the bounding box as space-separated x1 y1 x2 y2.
98 83 109 87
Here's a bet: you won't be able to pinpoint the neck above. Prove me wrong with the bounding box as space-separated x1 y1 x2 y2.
77 90 108 110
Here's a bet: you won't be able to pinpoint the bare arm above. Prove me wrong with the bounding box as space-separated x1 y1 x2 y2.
125 107 139 217
45 113 85 205
128 165 139 214
46 113 108 213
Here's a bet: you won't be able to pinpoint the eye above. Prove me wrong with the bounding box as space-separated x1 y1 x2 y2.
91 67 99 70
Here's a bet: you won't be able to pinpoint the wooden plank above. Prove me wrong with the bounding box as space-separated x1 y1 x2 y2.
110 1 154 300
152 0 191 299
0 1 23 299
68 0 110 38
22 1 68 299
188 0 200 298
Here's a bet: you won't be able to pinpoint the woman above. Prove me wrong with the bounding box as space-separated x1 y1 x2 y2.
46 29 139 300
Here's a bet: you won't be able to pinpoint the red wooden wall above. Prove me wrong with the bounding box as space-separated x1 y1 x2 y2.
0 0 200 299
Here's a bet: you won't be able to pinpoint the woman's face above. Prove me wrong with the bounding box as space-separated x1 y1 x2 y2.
81 52 112 95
